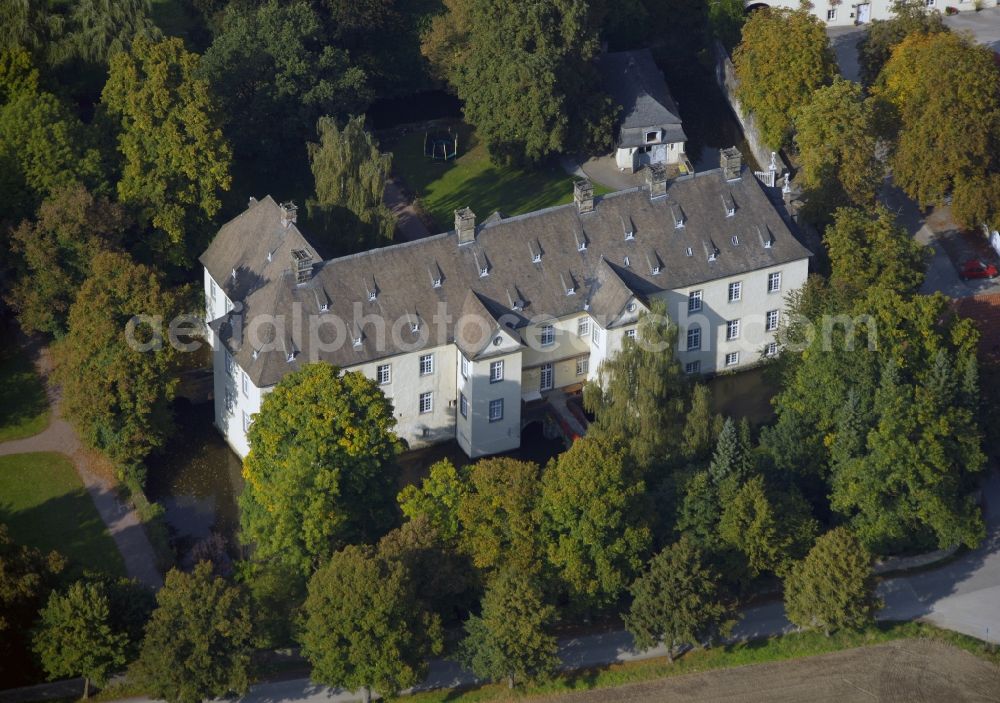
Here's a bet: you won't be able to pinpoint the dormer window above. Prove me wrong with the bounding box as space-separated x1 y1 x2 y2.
651 264 661 275
530 240 542 263
685 247 693 257
368 290 377 302
731 235 740 247
411 321 420 333
480 265 489 277
231 268 237 280
319 301 329 312
566 286 576 296
671 204 685 229
623 255 631 268
722 192 736 217
645 130 659 143
709 250 718 262
622 216 635 241
353 335 363 347
532 252 541 263
763 238 772 249
578 240 588 252
432 276 442 288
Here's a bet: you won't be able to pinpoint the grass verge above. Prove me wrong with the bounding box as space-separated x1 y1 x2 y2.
0 452 125 578
0 344 50 442
388 122 613 232
404 622 999 702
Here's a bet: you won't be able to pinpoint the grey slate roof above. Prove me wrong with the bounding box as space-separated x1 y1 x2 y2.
598 49 687 148
201 168 811 388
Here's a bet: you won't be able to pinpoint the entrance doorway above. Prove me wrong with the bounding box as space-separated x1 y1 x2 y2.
856 3 871 23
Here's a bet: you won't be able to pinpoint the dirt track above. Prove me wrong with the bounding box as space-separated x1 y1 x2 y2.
546 639 1000 703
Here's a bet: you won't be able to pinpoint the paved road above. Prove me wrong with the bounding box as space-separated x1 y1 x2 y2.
0 345 162 590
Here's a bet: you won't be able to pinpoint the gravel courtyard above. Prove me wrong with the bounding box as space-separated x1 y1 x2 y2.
546 639 1000 703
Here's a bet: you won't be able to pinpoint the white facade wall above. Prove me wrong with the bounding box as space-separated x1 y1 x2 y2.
203 269 231 350
616 140 686 172
752 0 995 28
207 258 809 458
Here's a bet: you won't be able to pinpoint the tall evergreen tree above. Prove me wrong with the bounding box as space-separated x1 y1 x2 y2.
307 115 395 255
681 384 724 463
707 418 753 486
458 569 558 689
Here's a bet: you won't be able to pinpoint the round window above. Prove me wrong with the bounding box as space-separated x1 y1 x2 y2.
493 336 502 346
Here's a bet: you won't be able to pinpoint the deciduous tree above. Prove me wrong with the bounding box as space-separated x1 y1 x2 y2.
103 36 232 261
458 569 558 689
397 459 467 543
624 537 731 661
824 205 927 297
733 8 837 149
58 0 161 65
54 250 182 477
132 563 254 703
425 0 612 164
584 300 689 471
875 31 1000 228
8 185 129 337
300 545 442 703
541 437 651 612
458 457 543 574
784 527 878 635
307 115 395 255
795 78 882 211
240 363 402 577
857 0 948 87
33 581 128 699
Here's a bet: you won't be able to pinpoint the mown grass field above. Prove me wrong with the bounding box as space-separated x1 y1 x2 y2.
389 122 612 232
0 344 49 442
0 452 125 578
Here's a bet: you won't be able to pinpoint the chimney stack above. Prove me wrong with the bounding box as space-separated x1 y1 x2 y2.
574 178 594 214
720 147 742 181
291 248 313 284
280 201 298 227
455 207 476 245
646 163 667 199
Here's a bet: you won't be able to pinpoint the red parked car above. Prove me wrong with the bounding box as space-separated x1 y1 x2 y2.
960 259 1000 280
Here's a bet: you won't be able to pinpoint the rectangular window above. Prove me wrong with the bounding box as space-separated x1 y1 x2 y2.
625 328 637 341
766 309 780 332
688 290 702 312
419 354 434 376
827 8 837 19
419 391 433 414
225 350 234 375
459 392 468 418
576 357 589 376
209 279 217 303
489 398 504 422
687 326 701 351
726 319 741 341
540 324 555 347
225 389 235 412
578 317 590 337
591 324 602 348
645 130 659 143
490 360 504 384
377 364 391 385
461 355 469 379
768 271 782 293
685 360 701 375
726 351 740 366
241 371 249 396
540 363 553 391
728 281 742 302
242 410 251 433
765 342 779 357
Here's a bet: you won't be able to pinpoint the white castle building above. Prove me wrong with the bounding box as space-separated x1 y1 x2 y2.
200 149 811 459
747 0 996 27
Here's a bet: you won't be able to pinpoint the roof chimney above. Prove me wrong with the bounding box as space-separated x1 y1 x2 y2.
455 207 476 245
574 178 594 214
646 163 667 199
720 147 742 181
291 248 313 284
280 201 298 227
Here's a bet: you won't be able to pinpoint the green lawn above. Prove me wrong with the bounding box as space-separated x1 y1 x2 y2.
0 452 125 578
0 345 50 442
389 122 612 232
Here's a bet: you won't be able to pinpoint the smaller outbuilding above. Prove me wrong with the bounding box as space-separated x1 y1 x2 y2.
598 48 687 174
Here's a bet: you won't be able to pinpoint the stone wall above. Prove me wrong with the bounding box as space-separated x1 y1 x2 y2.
712 41 789 177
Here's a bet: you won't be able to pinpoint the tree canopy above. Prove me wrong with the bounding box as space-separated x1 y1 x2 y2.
541 437 651 612
307 115 395 255
733 8 837 149
458 569 559 689
32 581 128 699
397 459 468 544
794 78 882 212
857 0 948 87
875 31 1000 228
784 527 878 635
424 0 612 164
240 363 402 577
300 545 442 703
103 36 232 262
132 563 254 703
54 250 182 477
625 537 731 661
